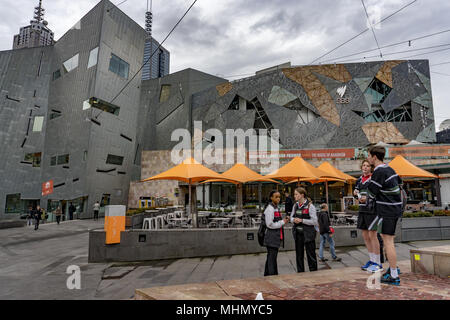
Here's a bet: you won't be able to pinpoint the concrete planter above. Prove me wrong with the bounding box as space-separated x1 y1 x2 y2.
88 222 403 263
402 217 441 229
401 216 450 242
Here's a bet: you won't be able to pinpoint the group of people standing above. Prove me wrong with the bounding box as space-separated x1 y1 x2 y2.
263 187 339 276
262 145 403 286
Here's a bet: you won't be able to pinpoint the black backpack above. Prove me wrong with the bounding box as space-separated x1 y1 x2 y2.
400 185 408 214
257 213 266 247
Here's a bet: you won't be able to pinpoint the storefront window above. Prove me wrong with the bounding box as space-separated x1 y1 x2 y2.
5 193 22 214
101 194 111 207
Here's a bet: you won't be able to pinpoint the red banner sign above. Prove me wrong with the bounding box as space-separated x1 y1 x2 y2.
249 149 355 160
42 180 53 196
389 146 450 158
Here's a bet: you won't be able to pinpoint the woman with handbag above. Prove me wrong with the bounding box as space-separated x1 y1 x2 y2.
290 187 319 272
263 190 289 276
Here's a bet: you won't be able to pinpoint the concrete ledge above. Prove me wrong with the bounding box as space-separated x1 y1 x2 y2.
0 220 26 229
402 228 442 242
410 245 450 278
88 223 402 263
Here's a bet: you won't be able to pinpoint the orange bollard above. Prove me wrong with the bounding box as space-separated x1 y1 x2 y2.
104 205 126 244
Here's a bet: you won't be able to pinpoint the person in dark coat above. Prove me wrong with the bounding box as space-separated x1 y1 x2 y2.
27 206 33 226
290 187 319 272
263 190 290 276
68 203 76 220
318 204 341 262
34 205 42 230
284 192 294 216
55 206 62 225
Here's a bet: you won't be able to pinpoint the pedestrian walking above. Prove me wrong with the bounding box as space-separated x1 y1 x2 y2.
284 191 294 216
68 203 76 220
354 159 383 271
318 203 341 262
34 205 42 230
27 206 33 226
290 187 319 272
263 190 290 276
93 201 100 221
360 146 403 285
55 206 62 225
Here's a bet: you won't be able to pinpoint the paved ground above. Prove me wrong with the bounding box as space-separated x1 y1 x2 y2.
1 219 449 300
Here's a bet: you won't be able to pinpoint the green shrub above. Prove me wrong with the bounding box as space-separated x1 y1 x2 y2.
126 208 147 216
348 205 360 211
244 205 257 209
434 210 450 216
403 211 433 218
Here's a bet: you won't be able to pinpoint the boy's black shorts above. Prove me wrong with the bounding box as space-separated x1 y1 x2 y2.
367 216 399 236
357 213 377 230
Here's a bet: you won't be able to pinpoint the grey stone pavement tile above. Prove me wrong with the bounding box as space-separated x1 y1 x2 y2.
1 219 449 299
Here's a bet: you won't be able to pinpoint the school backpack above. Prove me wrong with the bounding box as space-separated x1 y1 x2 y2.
257 213 266 247
400 185 408 214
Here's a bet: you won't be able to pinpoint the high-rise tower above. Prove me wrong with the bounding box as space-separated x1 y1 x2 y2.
142 0 170 80
13 0 55 50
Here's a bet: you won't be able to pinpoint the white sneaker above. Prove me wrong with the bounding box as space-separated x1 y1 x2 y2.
366 263 383 273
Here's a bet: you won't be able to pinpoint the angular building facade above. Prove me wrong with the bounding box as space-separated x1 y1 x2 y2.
189 60 436 150
1 0 147 219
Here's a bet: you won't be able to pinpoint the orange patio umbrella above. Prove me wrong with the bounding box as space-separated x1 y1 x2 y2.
141 157 236 227
318 162 357 183
388 155 439 179
202 163 279 210
266 157 339 183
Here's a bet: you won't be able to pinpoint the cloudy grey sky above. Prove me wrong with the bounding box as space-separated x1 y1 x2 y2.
1 0 449 130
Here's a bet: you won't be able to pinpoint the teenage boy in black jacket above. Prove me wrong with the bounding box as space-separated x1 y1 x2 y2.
318 204 341 262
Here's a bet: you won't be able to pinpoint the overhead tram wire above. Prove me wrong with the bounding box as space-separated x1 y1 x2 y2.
361 0 383 59
94 0 199 119
432 61 450 66
319 28 450 64
308 0 418 65
325 43 450 64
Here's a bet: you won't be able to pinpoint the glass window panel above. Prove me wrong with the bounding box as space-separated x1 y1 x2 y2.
106 154 124 165
101 194 111 207
159 85 171 102
82 100 91 110
52 69 61 80
32 152 41 167
62 53 79 73
57 154 69 165
25 153 41 167
5 193 22 214
89 97 120 116
87 47 98 69
50 156 56 166
49 112 61 120
32 116 44 132
109 54 129 79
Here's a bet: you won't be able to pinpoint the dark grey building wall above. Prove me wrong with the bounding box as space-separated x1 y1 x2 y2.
84 0 147 214
0 46 53 219
136 68 226 159
42 1 105 214
1 0 147 218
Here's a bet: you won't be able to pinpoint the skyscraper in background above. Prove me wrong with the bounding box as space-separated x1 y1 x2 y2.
13 0 55 50
142 0 170 80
